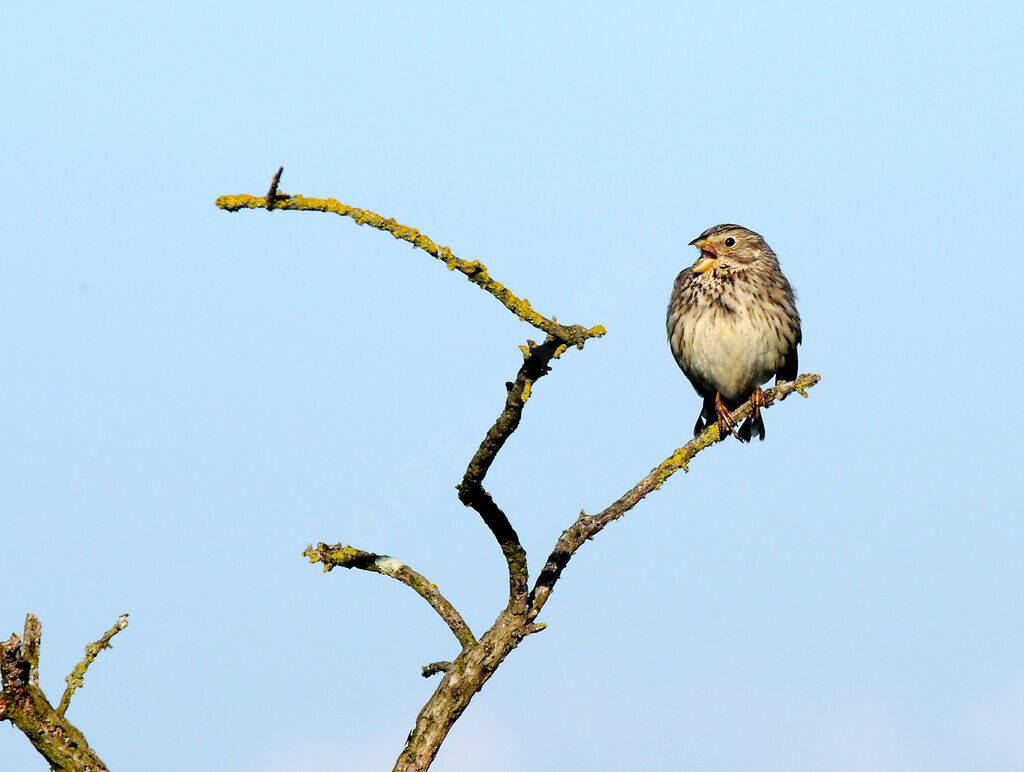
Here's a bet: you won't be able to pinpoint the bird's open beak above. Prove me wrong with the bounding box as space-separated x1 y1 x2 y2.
690 239 717 274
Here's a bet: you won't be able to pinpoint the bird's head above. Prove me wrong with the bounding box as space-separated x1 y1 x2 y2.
689 224 773 274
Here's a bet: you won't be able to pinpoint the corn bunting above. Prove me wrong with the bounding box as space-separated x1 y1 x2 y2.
666 224 801 441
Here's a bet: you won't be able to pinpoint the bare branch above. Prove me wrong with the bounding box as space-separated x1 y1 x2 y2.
457 336 567 610
530 373 821 617
216 170 605 348
304 543 477 650
395 378 817 771
217 175 823 772
1 614 112 771
394 612 532 772
58 614 129 717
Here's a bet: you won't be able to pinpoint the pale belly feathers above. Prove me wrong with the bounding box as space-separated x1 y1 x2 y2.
670 303 785 401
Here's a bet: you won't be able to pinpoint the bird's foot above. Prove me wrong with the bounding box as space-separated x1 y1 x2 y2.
738 386 767 442
751 386 766 423
714 392 741 440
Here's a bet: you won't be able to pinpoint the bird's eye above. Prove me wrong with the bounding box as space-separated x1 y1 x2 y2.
724 237 736 247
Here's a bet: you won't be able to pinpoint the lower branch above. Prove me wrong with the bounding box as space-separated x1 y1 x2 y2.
1 614 119 772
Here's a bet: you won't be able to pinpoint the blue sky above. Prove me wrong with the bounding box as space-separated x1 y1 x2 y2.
4 2 1023 769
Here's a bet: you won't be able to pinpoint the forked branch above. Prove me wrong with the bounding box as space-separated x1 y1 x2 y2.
219 171 604 612
217 170 822 772
1 613 127 771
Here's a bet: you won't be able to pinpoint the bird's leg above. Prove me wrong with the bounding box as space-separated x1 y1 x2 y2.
750 386 767 425
714 392 741 439
739 385 768 441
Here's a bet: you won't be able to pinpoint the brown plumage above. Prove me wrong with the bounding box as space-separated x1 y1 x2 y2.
666 224 801 441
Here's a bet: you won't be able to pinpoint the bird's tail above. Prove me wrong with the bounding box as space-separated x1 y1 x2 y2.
737 413 765 442
693 397 716 438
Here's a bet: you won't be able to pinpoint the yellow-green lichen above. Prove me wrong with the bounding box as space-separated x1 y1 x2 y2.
216 191 606 352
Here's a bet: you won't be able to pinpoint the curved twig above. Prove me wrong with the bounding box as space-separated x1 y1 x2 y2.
304 543 477 650
216 173 604 348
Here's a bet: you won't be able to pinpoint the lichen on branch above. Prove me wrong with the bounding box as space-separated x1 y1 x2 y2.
58 613 129 717
529 373 822 617
216 173 604 349
2 614 123 771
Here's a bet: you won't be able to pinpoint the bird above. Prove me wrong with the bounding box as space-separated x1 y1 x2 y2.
666 224 801 442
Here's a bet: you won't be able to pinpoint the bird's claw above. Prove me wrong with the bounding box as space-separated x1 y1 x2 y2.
750 386 767 422
714 392 741 440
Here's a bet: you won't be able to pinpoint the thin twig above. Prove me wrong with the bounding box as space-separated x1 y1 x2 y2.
58 614 129 717
216 172 605 348
421 662 452 678
304 543 477 650
265 166 285 211
529 373 821 617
